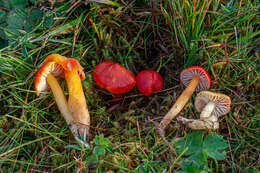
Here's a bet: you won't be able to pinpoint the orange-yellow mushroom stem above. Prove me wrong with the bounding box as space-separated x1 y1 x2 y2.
46 74 74 124
159 75 200 131
62 59 90 138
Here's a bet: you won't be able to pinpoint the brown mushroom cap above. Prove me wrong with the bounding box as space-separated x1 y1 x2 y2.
180 66 211 92
195 91 231 117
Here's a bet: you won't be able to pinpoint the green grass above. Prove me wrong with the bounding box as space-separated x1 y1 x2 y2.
0 0 259 172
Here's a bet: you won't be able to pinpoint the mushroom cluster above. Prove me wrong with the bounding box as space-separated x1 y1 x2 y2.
159 66 231 135
35 54 90 141
93 62 163 96
35 58 165 141
35 56 231 141
159 66 211 131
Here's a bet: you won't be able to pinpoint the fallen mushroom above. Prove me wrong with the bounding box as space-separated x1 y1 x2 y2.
195 91 231 122
176 116 219 130
35 54 90 140
159 66 211 133
93 61 136 94
136 70 163 96
177 91 231 130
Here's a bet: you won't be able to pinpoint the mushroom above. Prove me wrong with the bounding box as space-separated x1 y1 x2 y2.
35 54 90 140
159 66 211 131
35 59 74 126
46 55 90 139
93 61 136 94
195 91 231 122
136 70 163 96
177 91 231 130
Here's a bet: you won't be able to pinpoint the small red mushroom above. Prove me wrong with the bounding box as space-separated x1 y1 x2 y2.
93 61 136 94
136 70 163 96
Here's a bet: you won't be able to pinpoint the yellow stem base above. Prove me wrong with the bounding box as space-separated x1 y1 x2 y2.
65 70 90 140
46 74 73 124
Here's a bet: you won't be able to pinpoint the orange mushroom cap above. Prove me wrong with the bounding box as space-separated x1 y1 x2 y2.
44 54 85 81
34 61 64 96
60 58 85 79
93 61 136 94
44 54 67 64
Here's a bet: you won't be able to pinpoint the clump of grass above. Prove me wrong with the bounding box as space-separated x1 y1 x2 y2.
0 0 259 172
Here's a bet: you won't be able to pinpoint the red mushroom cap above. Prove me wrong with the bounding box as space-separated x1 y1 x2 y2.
180 66 211 92
93 61 136 94
136 70 163 96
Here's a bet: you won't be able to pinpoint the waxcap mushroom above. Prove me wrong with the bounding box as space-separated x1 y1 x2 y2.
176 91 231 131
180 66 211 92
93 61 136 94
195 91 231 118
35 54 90 141
136 70 163 96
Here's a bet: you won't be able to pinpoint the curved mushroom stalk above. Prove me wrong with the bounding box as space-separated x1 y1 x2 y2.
62 59 90 140
159 75 200 130
177 116 219 130
35 60 74 125
46 74 74 124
